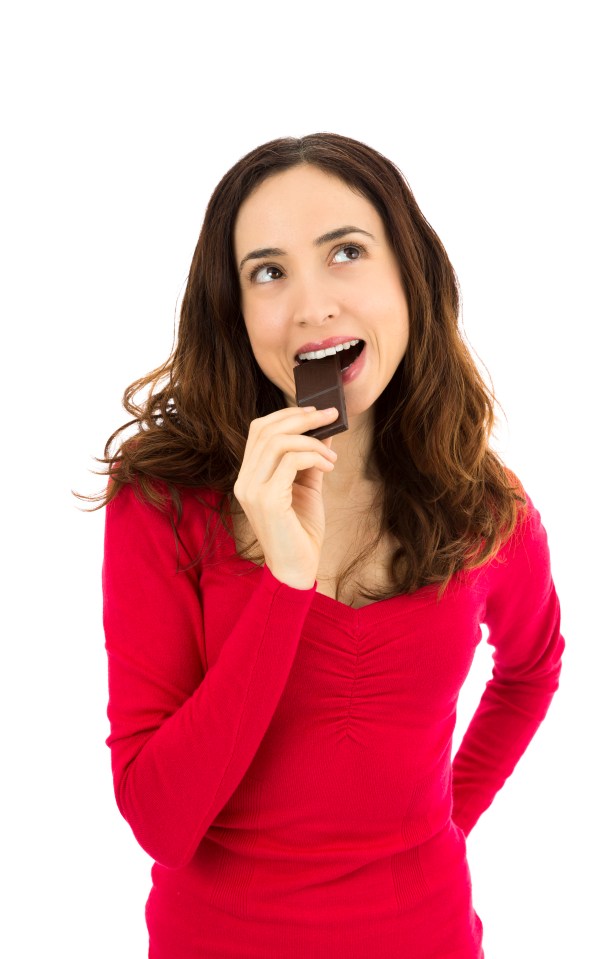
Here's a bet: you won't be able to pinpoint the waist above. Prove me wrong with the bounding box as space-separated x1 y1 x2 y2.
147 819 481 956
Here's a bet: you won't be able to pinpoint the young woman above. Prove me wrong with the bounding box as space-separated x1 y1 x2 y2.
95 133 564 958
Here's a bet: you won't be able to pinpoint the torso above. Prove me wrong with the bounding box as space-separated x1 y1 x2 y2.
230 487 398 609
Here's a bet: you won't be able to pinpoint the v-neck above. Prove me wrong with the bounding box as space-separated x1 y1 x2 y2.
220 507 448 628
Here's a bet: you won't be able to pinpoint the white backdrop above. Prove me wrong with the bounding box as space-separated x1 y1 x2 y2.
2 1 607 956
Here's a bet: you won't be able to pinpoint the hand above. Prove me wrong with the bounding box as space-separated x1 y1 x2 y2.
233 406 339 589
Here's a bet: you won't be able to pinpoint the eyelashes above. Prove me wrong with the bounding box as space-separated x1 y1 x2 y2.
248 241 367 285
249 262 283 284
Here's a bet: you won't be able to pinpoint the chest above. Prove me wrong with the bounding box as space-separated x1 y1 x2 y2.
231 497 397 609
315 510 397 607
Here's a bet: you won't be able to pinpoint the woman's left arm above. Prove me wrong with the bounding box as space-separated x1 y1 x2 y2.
451 490 565 836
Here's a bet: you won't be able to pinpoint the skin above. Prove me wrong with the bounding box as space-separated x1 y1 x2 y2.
233 163 410 500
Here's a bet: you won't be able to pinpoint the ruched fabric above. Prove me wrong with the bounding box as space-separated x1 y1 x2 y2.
102 483 564 958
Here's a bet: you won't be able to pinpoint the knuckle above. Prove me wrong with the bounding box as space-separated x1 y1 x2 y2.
234 477 252 500
269 433 289 453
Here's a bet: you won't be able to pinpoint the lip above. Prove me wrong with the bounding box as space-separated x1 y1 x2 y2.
293 335 364 362
341 342 366 385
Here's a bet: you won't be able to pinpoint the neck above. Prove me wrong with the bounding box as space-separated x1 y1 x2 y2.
323 406 378 499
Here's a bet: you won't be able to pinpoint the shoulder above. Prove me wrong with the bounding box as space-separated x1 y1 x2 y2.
481 470 556 609
499 469 546 559
105 479 229 563
107 476 224 513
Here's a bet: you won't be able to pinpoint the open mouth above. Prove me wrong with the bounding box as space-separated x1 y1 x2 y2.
296 340 365 372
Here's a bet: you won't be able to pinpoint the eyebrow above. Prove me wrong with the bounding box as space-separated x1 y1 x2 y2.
237 225 375 273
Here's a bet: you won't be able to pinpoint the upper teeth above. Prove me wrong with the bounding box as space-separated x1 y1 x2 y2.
297 339 361 361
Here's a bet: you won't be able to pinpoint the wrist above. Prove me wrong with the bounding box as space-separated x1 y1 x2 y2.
265 563 316 591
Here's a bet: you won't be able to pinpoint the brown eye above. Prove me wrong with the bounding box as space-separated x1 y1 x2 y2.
252 264 283 284
333 243 365 263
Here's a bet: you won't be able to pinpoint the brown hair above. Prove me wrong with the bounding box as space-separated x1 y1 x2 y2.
81 132 526 603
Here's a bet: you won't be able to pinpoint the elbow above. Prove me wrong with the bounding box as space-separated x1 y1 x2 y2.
140 839 197 871
114 769 201 871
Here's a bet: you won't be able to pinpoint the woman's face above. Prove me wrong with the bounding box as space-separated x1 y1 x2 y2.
233 164 410 419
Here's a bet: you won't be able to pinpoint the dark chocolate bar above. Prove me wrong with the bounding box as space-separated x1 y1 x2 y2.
294 353 349 440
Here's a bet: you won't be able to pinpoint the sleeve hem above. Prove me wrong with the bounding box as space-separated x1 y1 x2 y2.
261 563 318 596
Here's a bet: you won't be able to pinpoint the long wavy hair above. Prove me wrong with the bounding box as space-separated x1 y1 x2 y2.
81 132 526 603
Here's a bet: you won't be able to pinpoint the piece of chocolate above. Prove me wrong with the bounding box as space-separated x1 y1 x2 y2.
294 353 349 440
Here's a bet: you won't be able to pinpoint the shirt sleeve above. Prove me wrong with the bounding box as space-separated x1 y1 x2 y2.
451 489 565 836
102 482 317 869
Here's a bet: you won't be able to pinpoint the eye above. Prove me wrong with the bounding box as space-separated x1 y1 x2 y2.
250 263 284 284
332 242 365 264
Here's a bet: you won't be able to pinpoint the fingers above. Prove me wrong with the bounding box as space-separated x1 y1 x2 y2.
243 408 338 482
265 449 336 500
234 407 338 504
248 437 337 492
232 406 342 583
249 405 339 436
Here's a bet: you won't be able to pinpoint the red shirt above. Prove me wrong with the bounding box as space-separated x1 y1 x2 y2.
102 482 564 958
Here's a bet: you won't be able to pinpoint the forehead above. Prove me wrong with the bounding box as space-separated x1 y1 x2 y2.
233 165 382 250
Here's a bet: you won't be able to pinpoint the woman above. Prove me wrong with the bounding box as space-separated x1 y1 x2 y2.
96 133 564 958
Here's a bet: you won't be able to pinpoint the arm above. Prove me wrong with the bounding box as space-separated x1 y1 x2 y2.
451 490 565 836
102 483 316 869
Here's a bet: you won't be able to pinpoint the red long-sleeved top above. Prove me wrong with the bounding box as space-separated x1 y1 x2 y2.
102 481 564 959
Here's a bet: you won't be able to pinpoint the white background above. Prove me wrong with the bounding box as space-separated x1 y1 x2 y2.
2 1 607 956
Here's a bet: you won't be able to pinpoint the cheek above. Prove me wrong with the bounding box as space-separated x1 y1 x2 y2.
356 280 408 331
380 274 409 331
243 308 286 367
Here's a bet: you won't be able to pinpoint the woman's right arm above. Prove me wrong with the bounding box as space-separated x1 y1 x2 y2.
103 407 338 870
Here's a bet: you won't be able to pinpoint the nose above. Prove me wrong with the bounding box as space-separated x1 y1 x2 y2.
290 271 340 327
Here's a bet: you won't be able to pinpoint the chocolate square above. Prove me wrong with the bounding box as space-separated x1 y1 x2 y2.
293 353 349 440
